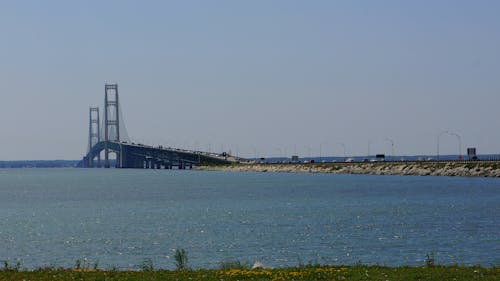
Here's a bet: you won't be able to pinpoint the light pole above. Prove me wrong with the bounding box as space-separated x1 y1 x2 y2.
339 143 346 162
304 145 312 161
275 147 283 160
385 138 395 157
437 131 448 161
448 131 462 160
319 143 327 163
320 142 330 163
367 141 371 158
319 143 322 163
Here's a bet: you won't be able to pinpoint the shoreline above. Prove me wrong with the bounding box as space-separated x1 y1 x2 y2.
195 161 500 177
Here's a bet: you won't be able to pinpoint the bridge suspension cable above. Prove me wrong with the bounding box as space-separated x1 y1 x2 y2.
118 99 130 143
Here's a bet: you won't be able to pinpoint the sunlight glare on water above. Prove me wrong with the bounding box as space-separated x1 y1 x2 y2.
0 168 498 269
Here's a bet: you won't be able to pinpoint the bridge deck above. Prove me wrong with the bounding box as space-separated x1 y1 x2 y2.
82 141 242 168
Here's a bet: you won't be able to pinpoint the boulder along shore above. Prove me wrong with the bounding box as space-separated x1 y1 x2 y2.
195 162 500 177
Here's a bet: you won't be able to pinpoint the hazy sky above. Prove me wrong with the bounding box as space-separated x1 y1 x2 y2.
1 1 499 160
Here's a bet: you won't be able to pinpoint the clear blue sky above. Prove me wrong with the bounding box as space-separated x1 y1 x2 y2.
1 0 499 160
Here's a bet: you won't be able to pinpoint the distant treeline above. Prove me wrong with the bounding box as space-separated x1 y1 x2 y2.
0 160 80 168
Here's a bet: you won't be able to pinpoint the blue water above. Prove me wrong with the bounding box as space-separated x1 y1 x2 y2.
0 169 498 269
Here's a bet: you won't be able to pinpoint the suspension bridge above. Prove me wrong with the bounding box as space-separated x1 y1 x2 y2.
81 84 240 169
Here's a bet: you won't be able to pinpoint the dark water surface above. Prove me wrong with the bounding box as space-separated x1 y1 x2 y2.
0 169 498 269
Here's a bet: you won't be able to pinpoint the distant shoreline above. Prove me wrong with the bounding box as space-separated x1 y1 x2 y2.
0 160 79 168
195 161 500 177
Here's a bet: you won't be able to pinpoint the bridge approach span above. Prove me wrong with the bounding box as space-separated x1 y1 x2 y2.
83 141 233 168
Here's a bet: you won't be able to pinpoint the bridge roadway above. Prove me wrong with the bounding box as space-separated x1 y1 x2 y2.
82 141 235 168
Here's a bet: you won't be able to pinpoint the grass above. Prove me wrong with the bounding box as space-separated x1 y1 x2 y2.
0 265 498 281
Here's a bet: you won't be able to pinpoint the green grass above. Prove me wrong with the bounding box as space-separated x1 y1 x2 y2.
0 266 498 281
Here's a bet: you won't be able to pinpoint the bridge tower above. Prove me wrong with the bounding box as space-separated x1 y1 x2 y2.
104 83 120 168
87 107 100 167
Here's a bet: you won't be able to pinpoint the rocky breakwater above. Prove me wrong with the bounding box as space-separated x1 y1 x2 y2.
195 162 500 177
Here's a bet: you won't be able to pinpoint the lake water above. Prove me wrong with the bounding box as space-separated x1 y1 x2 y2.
0 168 498 269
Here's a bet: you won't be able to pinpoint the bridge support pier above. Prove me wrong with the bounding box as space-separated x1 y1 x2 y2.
84 156 91 168
104 145 110 168
85 155 101 168
115 152 121 168
136 158 144 169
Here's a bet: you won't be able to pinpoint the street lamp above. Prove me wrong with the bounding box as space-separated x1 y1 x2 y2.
319 142 328 163
437 130 462 161
319 143 322 163
385 138 395 157
367 141 371 158
275 147 283 159
339 143 346 162
447 131 462 160
304 145 312 160
437 131 448 161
